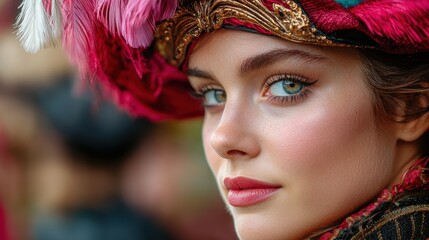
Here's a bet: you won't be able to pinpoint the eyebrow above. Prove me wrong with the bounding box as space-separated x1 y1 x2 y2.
240 48 329 74
187 68 216 80
187 48 329 80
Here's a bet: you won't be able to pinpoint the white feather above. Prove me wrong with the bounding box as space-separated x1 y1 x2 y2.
15 0 56 53
51 0 63 38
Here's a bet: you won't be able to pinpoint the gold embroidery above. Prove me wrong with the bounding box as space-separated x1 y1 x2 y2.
377 230 384 240
155 0 348 66
422 212 425 236
395 220 402 240
351 204 429 240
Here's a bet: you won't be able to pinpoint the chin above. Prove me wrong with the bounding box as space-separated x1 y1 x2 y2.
233 213 310 240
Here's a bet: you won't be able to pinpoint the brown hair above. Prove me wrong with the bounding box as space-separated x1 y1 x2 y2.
359 50 429 156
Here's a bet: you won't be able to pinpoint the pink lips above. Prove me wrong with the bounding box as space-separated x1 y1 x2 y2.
224 177 281 207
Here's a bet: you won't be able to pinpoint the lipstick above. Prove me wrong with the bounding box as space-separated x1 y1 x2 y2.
224 177 281 207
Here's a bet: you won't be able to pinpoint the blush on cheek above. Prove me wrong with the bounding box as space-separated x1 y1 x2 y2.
269 90 380 187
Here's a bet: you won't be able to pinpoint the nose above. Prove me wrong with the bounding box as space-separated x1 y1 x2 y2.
209 105 261 161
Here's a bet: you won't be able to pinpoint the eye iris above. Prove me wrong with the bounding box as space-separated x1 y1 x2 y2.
214 90 226 102
283 80 302 94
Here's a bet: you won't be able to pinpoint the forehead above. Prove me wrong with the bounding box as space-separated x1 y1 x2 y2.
188 29 361 68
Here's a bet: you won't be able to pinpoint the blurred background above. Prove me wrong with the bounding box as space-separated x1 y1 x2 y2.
0 0 237 239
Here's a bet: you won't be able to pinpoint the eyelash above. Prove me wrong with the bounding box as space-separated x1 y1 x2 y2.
263 74 317 105
191 85 223 109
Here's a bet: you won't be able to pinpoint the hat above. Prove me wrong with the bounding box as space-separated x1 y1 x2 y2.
15 0 429 121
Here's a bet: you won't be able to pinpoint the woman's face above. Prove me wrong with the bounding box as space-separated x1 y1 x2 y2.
188 30 400 240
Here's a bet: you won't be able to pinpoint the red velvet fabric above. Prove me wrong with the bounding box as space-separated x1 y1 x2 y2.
300 0 429 53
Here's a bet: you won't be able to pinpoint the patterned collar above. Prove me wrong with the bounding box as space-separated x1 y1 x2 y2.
318 156 429 240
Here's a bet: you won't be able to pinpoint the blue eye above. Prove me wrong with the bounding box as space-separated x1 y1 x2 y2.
202 89 226 107
264 74 316 105
269 79 304 96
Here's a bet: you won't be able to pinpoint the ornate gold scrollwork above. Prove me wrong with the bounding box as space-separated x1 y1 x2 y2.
155 0 347 67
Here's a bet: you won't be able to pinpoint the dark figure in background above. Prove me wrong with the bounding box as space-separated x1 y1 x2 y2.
30 77 175 240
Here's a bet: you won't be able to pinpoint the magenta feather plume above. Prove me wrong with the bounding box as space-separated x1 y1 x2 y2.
121 0 178 48
96 0 128 35
156 0 179 20
61 0 97 74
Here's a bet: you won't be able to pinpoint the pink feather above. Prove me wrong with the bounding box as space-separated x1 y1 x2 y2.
42 0 52 16
61 0 97 74
96 0 128 36
121 0 178 48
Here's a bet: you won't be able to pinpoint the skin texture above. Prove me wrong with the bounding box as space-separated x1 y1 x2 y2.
187 30 420 240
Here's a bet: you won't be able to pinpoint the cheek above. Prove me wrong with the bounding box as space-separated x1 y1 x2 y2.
270 77 375 167
273 100 375 168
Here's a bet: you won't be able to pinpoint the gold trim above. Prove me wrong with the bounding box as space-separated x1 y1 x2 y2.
395 220 402 240
155 0 347 67
351 204 429 239
376 230 384 240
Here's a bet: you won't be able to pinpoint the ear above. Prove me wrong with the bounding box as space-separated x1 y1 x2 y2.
396 91 429 142
396 112 429 142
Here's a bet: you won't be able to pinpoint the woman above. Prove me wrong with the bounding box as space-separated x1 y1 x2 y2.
16 0 429 239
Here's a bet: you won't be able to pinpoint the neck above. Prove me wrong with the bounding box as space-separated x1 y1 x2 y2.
389 139 424 189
